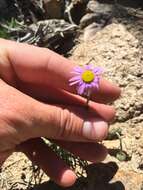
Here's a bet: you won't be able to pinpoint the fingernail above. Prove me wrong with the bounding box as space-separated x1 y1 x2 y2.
83 120 108 141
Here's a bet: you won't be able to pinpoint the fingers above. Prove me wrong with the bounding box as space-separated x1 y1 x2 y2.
89 101 115 122
53 140 108 163
19 138 77 187
0 79 113 156
32 102 113 142
18 138 108 186
14 82 116 122
0 38 121 103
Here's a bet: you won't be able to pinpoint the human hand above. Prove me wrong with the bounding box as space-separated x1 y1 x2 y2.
0 38 120 186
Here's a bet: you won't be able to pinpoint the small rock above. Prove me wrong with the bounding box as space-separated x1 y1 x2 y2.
87 0 113 15
83 22 102 41
80 1 113 29
80 13 103 28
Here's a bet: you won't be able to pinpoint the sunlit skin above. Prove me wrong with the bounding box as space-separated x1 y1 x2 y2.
0 38 121 187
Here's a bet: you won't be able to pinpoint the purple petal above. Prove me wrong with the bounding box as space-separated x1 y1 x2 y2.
73 66 83 73
87 83 93 88
77 83 86 95
84 65 91 70
83 84 93 96
93 67 103 74
69 80 81 86
84 64 94 71
92 82 99 89
69 76 81 82
70 71 81 75
93 78 99 83
91 78 100 89
78 81 84 86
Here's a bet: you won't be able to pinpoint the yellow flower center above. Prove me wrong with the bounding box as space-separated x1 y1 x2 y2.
82 70 95 83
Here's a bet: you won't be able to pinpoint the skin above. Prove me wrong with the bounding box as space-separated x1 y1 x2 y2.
0 38 121 187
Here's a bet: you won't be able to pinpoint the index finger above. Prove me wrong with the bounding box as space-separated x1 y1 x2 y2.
0 38 121 103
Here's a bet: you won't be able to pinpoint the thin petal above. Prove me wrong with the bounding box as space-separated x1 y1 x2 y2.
77 83 86 95
73 66 83 73
85 84 90 89
70 71 82 75
69 76 81 82
84 64 94 71
84 65 89 70
93 67 103 74
92 82 99 89
91 80 99 89
94 76 99 80
69 80 81 86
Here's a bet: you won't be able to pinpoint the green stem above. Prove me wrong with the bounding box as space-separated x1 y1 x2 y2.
116 132 123 151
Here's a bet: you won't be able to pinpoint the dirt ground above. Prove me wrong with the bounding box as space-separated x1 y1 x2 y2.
0 1 143 190
70 22 143 190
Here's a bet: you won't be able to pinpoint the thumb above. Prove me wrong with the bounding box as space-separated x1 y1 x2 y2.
31 103 109 142
0 79 109 152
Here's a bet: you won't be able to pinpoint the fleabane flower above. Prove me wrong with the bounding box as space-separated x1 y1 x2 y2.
69 64 103 96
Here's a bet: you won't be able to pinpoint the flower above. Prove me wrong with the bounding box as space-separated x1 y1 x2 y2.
69 64 103 96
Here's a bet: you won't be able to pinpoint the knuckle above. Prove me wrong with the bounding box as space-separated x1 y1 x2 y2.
0 114 22 151
0 44 16 85
0 125 7 140
110 106 116 121
58 108 75 138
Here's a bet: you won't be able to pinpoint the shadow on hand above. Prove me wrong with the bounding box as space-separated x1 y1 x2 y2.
31 162 125 190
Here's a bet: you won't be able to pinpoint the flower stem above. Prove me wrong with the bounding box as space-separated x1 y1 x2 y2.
86 90 91 109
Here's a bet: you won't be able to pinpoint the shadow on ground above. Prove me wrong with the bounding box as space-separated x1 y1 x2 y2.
31 162 125 190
